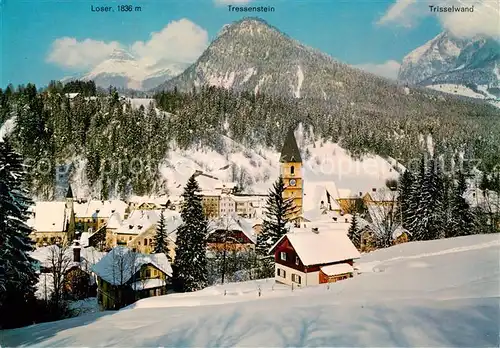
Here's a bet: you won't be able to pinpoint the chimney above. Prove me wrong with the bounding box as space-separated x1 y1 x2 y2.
73 243 81 263
311 227 319 234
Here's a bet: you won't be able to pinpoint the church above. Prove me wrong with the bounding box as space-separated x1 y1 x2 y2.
280 127 304 225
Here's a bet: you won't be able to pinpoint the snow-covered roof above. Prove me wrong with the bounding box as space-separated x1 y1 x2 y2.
92 246 172 286
392 226 410 240
65 93 79 99
320 263 354 276
200 190 221 197
271 226 360 266
116 210 160 235
33 202 69 232
74 200 128 219
365 188 399 202
107 212 122 229
80 232 90 247
215 182 237 189
30 245 105 270
129 211 182 244
208 214 256 243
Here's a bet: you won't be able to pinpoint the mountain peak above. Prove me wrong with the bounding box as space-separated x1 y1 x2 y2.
108 48 136 61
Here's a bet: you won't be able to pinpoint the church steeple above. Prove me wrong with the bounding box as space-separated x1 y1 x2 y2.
66 185 74 199
280 127 302 163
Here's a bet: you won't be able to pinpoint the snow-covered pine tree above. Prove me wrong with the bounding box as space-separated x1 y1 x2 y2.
348 214 361 249
172 175 208 292
397 169 414 229
0 138 38 328
449 171 475 237
153 209 171 261
407 156 425 237
413 158 446 241
256 176 294 256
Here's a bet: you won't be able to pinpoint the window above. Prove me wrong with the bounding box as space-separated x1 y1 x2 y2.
292 274 301 284
290 166 295 175
145 269 151 278
295 256 300 265
144 239 148 246
280 252 287 261
277 268 286 278
129 236 132 241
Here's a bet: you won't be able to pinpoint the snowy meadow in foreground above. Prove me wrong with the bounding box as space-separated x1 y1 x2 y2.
2 233 499 347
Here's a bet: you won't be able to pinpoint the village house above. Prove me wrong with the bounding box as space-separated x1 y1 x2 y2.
214 182 238 194
73 198 128 235
362 187 398 206
207 214 256 251
30 242 105 301
269 225 360 287
30 195 76 247
201 190 221 218
92 247 172 310
129 210 182 261
220 194 236 216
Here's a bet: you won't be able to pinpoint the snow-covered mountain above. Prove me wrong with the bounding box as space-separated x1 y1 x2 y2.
398 32 500 100
154 18 404 102
65 49 187 90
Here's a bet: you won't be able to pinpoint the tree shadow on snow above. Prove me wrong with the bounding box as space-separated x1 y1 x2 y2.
0 310 115 347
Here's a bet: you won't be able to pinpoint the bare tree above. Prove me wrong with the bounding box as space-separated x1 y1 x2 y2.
46 243 73 317
365 189 400 248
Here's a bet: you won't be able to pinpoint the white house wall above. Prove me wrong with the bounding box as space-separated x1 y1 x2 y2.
274 264 320 287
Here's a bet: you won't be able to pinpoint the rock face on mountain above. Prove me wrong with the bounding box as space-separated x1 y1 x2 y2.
154 18 403 103
398 32 500 90
68 49 186 90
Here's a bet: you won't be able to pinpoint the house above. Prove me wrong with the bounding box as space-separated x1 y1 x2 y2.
393 226 411 245
220 194 236 216
215 182 238 194
207 214 256 251
129 210 182 261
232 196 256 218
92 247 172 310
74 199 128 235
362 187 398 206
269 225 360 287
201 190 221 218
30 242 105 300
30 198 75 247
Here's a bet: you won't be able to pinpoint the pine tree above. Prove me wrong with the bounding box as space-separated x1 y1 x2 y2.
449 171 475 237
413 158 446 241
256 176 294 256
348 214 361 249
0 138 39 328
172 175 208 292
153 209 171 261
407 156 425 237
397 169 414 229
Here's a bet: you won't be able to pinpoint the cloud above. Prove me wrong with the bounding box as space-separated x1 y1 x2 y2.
355 60 402 80
376 0 421 27
131 19 208 67
46 38 121 69
214 0 253 4
376 0 500 38
47 19 209 71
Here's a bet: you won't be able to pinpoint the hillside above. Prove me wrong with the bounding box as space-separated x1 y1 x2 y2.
3 234 499 347
155 18 498 113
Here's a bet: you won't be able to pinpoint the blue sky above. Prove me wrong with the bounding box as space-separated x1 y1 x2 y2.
1 0 496 87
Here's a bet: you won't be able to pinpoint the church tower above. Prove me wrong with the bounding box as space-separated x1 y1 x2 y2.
65 185 76 241
280 127 303 221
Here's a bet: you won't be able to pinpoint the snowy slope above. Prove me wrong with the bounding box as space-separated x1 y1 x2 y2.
0 115 16 141
3 234 499 347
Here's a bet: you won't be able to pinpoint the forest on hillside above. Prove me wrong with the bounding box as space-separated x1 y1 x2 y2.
0 81 499 199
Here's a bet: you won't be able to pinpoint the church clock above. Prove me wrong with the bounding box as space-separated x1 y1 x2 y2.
289 179 297 186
